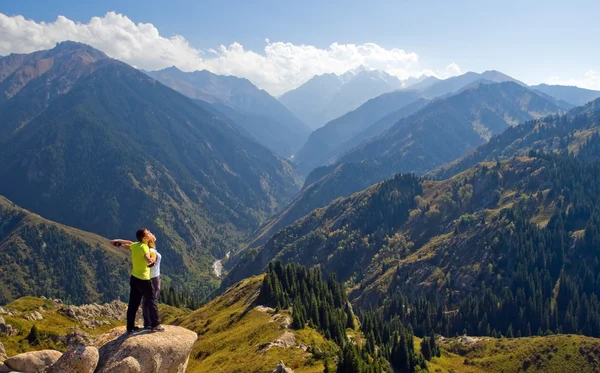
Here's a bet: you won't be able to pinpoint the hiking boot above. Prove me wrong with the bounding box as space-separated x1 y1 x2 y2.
127 326 141 334
150 325 165 333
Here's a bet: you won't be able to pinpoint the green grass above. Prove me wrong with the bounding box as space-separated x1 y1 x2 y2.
173 275 339 373
1 297 120 356
429 335 600 373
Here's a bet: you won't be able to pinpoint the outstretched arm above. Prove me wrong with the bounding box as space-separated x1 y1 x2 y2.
110 239 134 249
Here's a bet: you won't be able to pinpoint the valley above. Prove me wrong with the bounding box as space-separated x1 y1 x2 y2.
1 11 600 371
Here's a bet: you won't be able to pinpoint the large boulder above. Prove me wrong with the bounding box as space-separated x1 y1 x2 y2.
95 326 197 373
45 345 99 373
4 350 62 373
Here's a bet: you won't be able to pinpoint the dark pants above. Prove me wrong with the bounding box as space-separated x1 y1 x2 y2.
127 275 159 330
143 276 161 328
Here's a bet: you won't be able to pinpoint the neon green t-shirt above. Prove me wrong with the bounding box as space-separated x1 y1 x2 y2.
129 242 151 280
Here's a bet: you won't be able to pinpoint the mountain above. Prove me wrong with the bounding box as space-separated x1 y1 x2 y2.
403 75 441 91
532 83 600 107
279 67 404 129
227 144 600 339
237 82 567 257
420 70 525 98
0 41 302 299
0 195 129 305
241 161 393 251
145 67 310 158
338 82 565 178
294 90 425 174
432 97 600 180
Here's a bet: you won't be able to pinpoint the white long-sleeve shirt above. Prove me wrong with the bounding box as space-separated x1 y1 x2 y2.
149 248 162 279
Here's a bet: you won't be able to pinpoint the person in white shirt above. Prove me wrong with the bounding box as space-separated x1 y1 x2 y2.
142 235 162 329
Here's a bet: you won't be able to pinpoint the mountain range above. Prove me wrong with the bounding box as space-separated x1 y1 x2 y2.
225 102 600 343
0 41 301 298
293 90 427 174
145 66 310 158
279 67 405 130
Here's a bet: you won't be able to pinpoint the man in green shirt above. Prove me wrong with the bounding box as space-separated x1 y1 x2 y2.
111 228 164 333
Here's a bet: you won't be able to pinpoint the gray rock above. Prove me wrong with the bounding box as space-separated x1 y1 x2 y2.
4 350 62 373
273 360 295 373
45 345 99 373
95 325 197 373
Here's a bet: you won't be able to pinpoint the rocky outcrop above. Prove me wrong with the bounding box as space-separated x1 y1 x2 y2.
24 311 43 321
60 301 129 328
3 350 62 373
272 360 295 373
0 342 6 362
45 346 99 373
95 326 198 373
0 316 19 337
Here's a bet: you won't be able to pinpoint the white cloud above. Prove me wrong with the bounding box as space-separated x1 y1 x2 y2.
0 12 460 95
545 71 600 91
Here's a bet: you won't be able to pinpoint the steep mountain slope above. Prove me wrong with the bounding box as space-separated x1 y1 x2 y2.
532 83 600 107
279 68 403 129
146 67 310 157
338 82 564 178
227 147 600 340
239 83 566 258
294 90 424 174
243 161 393 251
0 195 128 305
0 42 302 298
432 97 600 180
420 70 524 99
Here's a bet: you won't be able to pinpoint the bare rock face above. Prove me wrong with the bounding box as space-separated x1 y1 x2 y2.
272 360 295 373
45 345 99 373
3 350 62 373
95 326 198 373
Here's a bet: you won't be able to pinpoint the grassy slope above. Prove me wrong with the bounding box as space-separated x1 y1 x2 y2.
3 293 600 373
172 275 339 373
429 335 600 373
0 297 119 356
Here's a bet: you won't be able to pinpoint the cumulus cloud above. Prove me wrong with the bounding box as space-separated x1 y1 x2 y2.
545 71 600 91
0 12 460 95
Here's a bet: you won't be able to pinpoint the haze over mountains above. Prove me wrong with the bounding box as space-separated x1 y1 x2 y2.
279 67 405 130
146 67 310 157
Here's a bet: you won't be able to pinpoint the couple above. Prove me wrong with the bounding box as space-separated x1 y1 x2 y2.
111 228 164 334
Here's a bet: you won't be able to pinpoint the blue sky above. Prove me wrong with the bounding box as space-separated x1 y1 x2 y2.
1 0 599 94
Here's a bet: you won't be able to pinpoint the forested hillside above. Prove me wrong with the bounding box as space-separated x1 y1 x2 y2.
227 141 600 342
0 42 301 300
0 196 128 305
432 97 600 180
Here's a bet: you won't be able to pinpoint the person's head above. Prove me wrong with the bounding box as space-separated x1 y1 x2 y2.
136 228 150 243
148 239 156 248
